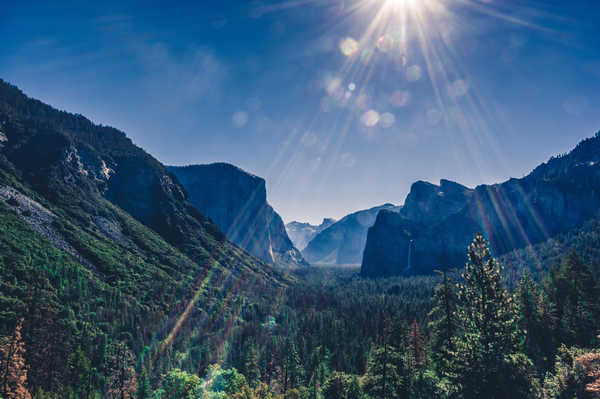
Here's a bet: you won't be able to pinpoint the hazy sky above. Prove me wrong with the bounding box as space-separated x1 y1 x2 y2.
2 0 600 224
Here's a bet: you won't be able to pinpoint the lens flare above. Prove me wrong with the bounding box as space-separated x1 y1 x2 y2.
339 37 359 56
361 110 380 127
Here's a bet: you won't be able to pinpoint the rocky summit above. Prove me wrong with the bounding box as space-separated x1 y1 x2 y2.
168 163 307 267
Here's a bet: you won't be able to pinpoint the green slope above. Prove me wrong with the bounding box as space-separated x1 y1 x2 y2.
0 80 291 396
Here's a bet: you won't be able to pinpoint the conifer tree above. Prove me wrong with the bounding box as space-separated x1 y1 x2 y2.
450 234 535 398
243 344 261 388
428 268 458 373
0 318 31 399
283 340 302 393
549 250 599 346
363 324 408 399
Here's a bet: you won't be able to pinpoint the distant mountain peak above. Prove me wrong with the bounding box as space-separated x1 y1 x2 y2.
286 217 336 252
302 203 401 265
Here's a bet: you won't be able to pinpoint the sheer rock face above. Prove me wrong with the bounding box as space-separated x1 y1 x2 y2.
285 218 336 251
302 204 402 266
168 163 307 267
362 133 600 277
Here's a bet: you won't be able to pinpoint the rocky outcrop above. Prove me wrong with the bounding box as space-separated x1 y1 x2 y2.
168 164 307 267
303 204 401 265
286 218 336 251
0 186 101 274
361 132 600 277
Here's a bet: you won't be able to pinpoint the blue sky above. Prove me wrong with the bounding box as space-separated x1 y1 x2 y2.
2 0 599 224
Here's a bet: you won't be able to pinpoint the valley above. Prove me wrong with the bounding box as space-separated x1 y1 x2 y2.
0 79 598 398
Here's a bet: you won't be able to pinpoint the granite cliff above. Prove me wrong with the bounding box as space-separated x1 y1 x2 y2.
168 164 307 267
361 132 600 277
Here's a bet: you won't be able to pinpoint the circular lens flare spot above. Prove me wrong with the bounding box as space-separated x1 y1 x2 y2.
339 37 359 56
361 110 380 127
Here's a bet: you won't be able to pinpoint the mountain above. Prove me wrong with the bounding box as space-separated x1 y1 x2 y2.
0 79 289 394
285 218 336 251
362 132 600 277
167 163 306 267
302 204 401 265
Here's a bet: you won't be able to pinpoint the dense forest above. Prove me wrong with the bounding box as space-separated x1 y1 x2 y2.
1 231 599 398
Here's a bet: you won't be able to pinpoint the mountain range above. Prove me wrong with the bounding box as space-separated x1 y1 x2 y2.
301 203 402 265
361 133 600 277
285 218 336 251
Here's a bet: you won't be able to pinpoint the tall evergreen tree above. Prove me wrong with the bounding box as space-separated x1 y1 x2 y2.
364 323 408 399
363 344 406 399
548 250 599 346
450 234 535 398
427 269 458 373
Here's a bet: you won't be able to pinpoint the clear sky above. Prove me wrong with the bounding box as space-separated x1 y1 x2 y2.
2 0 599 224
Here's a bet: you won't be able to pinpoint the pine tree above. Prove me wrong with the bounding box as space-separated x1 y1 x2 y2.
363 344 407 399
243 344 261 388
363 323 408 399
517 272 544 364
550 250 599 346
428 267 459 376
450 234 534 398
0 318 32 399
283 340 302 393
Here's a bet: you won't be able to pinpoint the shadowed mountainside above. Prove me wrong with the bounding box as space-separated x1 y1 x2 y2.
362 132 600 277
168 163 307 267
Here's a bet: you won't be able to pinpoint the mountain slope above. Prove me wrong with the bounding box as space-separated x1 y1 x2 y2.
285 218 336 251
303 204 401 265
0 79 289 394
362 132 600 277
168 163 306 267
